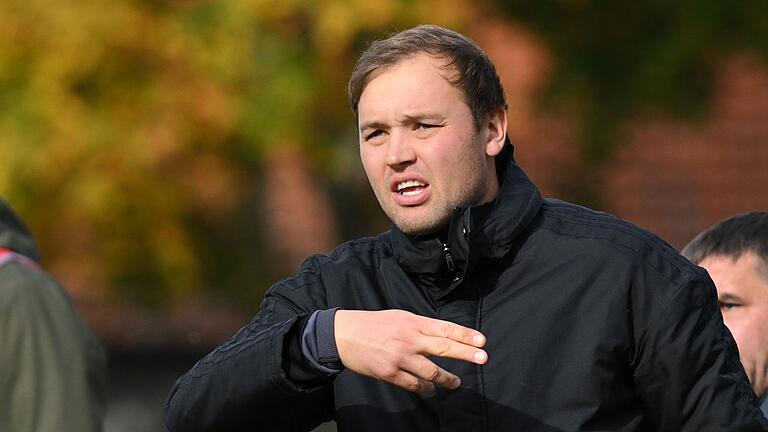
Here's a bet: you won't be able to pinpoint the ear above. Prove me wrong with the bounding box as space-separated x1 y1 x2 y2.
484 107 507 157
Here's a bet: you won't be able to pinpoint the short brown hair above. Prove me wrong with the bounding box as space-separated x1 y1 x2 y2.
348 24 507 130
682 211 768 273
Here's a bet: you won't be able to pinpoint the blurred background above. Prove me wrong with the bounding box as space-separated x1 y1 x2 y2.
1 0 767 430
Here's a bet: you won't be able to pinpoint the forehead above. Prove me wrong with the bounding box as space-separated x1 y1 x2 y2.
700 253 768 299
365 53 458 85
357 54 467 118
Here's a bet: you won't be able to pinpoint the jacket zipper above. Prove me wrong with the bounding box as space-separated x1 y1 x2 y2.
442 242 455 273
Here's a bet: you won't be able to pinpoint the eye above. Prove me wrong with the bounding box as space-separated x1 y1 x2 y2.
365 130 385 141
415 123 437 130
719 301 739 311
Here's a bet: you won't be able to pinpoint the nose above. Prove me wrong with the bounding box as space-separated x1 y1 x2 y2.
385 131 416 169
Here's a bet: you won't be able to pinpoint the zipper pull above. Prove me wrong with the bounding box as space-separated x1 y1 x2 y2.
442 243 455 272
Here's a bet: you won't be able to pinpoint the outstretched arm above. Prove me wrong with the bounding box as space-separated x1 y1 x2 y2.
164 293 336 432
335 309 488 393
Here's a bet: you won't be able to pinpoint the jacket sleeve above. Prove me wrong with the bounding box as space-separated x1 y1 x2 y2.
164 256 337 432
633 273 768 431
0 265 107 432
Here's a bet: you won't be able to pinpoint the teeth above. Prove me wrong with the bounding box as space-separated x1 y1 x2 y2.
397 180 426 191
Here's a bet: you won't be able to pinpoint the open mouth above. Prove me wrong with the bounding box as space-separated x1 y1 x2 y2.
396 179 428 195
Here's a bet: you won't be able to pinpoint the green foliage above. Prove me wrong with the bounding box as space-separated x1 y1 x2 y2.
0 0 469 309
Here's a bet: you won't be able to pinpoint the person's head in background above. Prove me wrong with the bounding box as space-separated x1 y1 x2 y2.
682 211 768 398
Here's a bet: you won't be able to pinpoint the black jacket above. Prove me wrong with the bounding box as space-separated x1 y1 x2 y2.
165 144 768 431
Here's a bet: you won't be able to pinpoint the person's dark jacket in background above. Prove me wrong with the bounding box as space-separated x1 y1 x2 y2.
165 143 768 431
0 198 107 432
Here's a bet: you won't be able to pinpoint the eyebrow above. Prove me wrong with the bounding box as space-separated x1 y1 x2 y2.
359 113 446 133
403 112 445 123
718 292 744 303
358 121 388 133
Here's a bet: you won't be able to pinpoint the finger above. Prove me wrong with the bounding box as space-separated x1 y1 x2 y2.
419 318 486 347
421 336 488 365
402 356 461 390
391 371 437 394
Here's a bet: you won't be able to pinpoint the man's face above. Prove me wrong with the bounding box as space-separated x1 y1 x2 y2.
699 252 768 397
357 54 504 235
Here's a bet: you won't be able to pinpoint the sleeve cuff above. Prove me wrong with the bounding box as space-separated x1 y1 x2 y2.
301 308 343 375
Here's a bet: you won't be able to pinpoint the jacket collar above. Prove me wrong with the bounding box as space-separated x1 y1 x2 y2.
388 138 543 283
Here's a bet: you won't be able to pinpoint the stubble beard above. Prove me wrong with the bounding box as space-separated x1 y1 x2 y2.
377 134 493 236
386 168 489 236
390 202 454 236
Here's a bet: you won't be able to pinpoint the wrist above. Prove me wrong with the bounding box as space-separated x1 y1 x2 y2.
301 308 343 375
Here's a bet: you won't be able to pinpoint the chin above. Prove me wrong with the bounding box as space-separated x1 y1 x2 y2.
392 215 449 236
398 225 439 236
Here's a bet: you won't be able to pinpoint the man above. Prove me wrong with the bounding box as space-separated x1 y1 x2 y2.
164 25 768 431
0 197 106 431
683 211 768 417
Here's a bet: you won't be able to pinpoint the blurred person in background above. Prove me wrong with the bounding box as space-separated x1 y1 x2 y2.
0 197 107 431
683 211 768 418
165 25 767 431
